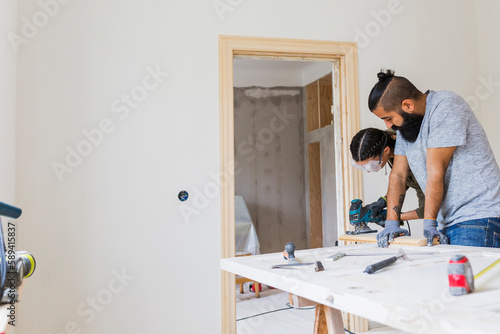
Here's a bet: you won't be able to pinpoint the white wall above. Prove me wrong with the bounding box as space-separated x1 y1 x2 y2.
301 62 335 86
13 0 487 333
356 0 479 229
475 0 500 159
0 1 17 204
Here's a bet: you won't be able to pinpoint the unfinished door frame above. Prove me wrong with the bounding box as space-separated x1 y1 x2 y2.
219 35 362 334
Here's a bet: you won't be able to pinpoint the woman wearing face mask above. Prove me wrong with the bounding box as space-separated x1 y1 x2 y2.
350 127 424 222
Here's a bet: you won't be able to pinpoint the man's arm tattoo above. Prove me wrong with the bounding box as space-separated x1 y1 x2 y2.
392 194 405 221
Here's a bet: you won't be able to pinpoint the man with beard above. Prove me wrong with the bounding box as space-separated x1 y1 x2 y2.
369 69 500 248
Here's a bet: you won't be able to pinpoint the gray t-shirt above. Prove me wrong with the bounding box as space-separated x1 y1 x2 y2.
394 90 500 228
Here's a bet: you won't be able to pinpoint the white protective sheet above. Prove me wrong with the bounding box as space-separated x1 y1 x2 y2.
235 195 260 255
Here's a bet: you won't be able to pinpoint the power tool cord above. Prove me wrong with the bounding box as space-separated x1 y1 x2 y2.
405 220 411 236
236 303 300 321
236 301 358 333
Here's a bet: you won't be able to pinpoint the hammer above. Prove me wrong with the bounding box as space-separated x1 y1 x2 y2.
364 249 409 274
271 261 324 272
274 242 324 271
283 242 297 263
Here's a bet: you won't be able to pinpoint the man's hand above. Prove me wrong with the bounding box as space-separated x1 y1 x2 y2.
376 220 409 248
365 196 387 217
423 219 449 246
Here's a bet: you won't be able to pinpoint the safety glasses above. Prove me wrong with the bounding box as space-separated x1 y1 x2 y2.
351 157 383 172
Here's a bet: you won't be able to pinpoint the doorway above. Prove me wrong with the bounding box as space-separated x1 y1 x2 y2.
233 59 339 254
219 36 362 334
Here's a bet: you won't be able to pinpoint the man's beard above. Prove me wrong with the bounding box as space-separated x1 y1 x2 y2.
392 110 424 142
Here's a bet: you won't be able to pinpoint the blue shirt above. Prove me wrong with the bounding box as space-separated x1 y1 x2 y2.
394 90 500 228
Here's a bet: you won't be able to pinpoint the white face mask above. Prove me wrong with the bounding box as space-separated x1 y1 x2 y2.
351 158 383 173
352 133 388 173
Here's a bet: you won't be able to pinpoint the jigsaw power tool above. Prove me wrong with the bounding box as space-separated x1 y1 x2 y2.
348 199 387 235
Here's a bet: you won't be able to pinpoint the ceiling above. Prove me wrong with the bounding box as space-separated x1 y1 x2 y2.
233 58 333 88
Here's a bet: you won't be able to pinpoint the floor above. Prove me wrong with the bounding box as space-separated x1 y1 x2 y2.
236 283 409 334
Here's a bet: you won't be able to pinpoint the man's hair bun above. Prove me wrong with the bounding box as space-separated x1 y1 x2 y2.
377 69 395 82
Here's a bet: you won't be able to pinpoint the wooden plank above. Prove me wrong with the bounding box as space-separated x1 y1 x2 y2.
351 314 369 332
338 234 437 246
314 304 329 334
219 35 237 334
332 62 346 245
225 35 358 57
325 306 345 334
309 143 323 248
290 294 318 308
307 81 320 131
339 48 362 235
319 73 333 128
293 292 368 332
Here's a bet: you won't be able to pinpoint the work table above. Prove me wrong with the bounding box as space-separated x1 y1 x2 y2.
221 243 500 333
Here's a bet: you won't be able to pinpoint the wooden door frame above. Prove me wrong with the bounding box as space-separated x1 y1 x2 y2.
219 35 362 333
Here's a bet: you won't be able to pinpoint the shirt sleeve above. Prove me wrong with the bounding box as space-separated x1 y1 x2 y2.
394 130 406 156
427 97 468 148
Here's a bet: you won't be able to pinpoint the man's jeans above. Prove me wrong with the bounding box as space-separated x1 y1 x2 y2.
442 217 500 247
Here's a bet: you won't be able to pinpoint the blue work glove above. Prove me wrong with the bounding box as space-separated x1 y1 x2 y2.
423 219 449 246
376 220 409 248
365 196 387 217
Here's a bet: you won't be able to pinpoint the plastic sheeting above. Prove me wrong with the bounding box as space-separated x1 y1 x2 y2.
235 195 260 255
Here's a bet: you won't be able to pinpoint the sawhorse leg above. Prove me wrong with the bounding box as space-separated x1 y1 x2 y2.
313 304 344 334
289 294 345 334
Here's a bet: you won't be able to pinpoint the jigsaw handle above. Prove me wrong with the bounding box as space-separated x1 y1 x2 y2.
364 256 398 274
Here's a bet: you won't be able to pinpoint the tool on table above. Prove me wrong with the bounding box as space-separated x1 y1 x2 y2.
274 242 324 271
474 258 500 280
272 261 324 272
364 249 408 274
448 255 475 296
348 199 387 235
448 255 500 296
327 251 436 261
283 242 297 263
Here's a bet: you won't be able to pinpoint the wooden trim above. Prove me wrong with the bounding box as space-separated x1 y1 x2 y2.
319 74 333 127
333 61 346 244
219 35 362 334
306 81 320 131
308 142 323 248
219 35 236 334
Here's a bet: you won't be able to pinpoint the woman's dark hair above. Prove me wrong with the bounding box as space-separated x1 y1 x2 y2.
368 69 422 112
350 128 395 161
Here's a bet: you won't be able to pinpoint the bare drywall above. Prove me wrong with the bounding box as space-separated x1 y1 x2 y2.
234 87 306 253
